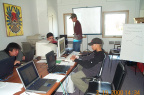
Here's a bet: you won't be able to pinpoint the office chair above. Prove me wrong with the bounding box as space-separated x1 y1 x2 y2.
21 42 34 54
84 62 126 95
82 53 110 81
109 43 121 71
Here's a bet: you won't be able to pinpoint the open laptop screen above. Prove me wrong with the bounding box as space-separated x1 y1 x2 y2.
17 61 39 87
46 51 56 69
0 56 15 79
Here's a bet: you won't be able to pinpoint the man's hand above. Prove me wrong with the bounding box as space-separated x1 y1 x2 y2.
22 56 25 60
70 55 76 61
14 60 20 65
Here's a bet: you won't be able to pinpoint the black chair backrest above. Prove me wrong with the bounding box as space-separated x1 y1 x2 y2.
22 42 34 54
83 53 107 79
98 53 107 77
24 48 35 62
112 62 126 90
83 53 110 81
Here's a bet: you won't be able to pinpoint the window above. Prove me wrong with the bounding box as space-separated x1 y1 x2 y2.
63 13 74 37
102 10 129 38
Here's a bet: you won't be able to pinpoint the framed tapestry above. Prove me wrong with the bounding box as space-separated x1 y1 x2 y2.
3 3 24 37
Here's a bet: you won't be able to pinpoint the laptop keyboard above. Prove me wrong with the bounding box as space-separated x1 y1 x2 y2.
65 51 80 61
52 65 70 73
28 79 47 90
55 65 65 71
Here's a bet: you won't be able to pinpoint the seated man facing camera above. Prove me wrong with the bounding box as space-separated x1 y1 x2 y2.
70 38 105 93
0 42 25 65
47 32 57 45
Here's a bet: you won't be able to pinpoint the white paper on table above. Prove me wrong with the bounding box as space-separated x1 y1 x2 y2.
43 73 65 82
20 91 40 95
0 82 23 95
36 60 47 63
58 61 75 66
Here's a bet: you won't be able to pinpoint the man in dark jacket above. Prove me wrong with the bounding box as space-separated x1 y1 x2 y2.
70 38 105 93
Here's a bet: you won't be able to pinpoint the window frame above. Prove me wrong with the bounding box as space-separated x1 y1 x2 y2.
102 10 129 38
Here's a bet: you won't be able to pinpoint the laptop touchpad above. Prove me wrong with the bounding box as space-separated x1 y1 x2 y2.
44 83 51 87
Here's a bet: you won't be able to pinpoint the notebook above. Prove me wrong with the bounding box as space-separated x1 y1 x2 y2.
16 61 56 93
46 51 70 74
0 56 15 79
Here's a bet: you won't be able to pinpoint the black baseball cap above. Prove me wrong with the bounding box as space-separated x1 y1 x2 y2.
70 13 77 19
88 38 103 46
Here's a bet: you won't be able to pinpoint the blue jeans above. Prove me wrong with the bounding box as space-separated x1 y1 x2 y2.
73 40 82 52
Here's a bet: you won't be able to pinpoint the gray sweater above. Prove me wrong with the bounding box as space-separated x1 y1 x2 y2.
0 50 23 61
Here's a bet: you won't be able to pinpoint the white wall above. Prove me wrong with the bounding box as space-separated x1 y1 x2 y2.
140 0 144 9
0 0 39 50
0 0 141 52
36 0 49 36
57 0 140 52
36 0 59 38
140 0 144 17
47 0 59 37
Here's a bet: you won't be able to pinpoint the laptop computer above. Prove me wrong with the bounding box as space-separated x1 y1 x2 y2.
16 61 56 93
46 51 70 74
0 56 15 79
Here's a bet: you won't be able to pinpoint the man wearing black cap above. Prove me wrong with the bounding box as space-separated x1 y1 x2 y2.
70 37 105 93
70 13 82 52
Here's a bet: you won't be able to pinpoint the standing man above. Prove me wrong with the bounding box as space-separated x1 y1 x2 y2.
70 13 82 52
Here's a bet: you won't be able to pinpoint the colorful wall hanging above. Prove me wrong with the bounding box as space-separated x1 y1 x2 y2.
3 3 24 36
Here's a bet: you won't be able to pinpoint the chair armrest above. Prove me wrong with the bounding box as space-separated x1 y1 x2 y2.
82 75 101 81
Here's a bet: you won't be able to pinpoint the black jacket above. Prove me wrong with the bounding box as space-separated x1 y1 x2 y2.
74 50 105 69
74 50 105 77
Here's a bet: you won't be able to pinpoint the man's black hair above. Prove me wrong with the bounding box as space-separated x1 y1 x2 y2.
4 42 21 54
47 32 53 38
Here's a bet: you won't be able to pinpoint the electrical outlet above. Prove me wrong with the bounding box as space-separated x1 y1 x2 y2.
109 41 114 44
115 41 121 44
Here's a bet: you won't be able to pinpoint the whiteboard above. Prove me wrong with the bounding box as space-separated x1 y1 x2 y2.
73 7 102 35
120 24 144 63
